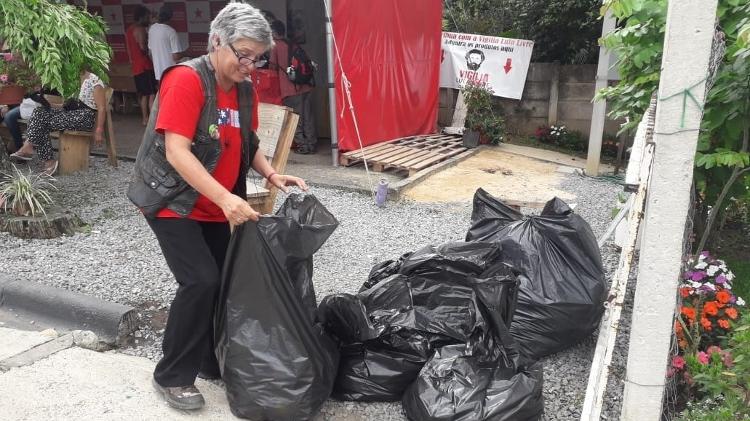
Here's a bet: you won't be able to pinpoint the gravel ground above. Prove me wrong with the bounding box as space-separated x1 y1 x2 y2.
0 157 628 420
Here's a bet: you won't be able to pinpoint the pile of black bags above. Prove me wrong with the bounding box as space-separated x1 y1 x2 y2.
214 189 607 420
320 241 545 420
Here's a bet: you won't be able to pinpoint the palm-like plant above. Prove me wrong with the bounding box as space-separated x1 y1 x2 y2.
0 165 56 217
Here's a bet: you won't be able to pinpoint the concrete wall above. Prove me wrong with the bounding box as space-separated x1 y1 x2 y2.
439 63 623 137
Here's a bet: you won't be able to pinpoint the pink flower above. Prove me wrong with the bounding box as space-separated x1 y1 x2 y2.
722 351 733 367
671 355 686 370
706 345 722 355
697 351 709 365
0 74 7 83
691 271 707 281
2 53 12 62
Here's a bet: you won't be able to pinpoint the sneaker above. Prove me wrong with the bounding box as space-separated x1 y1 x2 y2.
152 377 205 410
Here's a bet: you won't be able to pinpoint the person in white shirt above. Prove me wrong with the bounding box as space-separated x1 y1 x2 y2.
148 5 185 82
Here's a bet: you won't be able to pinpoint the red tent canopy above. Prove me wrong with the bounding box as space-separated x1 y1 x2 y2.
332 0 442 152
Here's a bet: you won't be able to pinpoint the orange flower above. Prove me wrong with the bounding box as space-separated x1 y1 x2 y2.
682 306 696 321
725 307 738 320
716 290 731 304
701 317 713 330
703 301 719 317
678 338 688 349
674 320 683 334
718 319 730 329
680 287 691 298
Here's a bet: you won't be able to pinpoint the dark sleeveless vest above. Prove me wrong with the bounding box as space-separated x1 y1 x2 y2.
127 55 258 217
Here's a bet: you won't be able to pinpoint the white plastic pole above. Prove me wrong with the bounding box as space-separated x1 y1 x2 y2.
323 0 339 166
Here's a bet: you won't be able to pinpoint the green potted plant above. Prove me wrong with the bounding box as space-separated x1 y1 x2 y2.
0 0 111 98
461 80 505 148
0 52 38 104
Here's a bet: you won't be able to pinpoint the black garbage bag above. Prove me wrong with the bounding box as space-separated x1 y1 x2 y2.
361 241 503 292
466 188 607 359
402 343 544 421
320 258 519 401
215 194 340 420
362 252 411 291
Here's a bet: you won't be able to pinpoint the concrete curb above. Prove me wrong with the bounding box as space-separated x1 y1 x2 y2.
0 277 137 344
389 148 481 199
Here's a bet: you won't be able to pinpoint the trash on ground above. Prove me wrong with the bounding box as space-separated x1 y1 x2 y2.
466 188 607 359
215 194 340 420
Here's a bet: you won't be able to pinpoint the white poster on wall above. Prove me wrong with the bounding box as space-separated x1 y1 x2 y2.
440 31 534 100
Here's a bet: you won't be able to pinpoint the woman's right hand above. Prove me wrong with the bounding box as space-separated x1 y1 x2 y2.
220 193 260 224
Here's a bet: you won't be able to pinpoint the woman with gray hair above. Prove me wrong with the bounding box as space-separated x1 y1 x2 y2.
127 3 308 411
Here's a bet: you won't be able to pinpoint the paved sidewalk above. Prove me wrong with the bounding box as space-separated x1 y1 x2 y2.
0 327 237 420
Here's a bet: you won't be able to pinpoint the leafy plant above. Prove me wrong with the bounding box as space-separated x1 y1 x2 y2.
596 0 750 254
0 165 56 217
533 124 587 151
0 0 111 98
462 80 505 144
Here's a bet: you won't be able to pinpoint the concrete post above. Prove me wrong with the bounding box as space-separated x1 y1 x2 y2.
547 62 560 126
585 7 616 177
621 1 718 420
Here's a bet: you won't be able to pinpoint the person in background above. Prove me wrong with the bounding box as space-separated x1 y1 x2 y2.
9 68 107 176
126 5 157 126
268 20 317 154
148 5 185 83
127 2 308 411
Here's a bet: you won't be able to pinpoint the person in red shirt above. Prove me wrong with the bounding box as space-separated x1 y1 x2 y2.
138 3 308 411
125 5 157 126
269 20 317 154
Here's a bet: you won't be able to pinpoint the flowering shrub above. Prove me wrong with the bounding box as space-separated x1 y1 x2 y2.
0 52 38 90
671 252 749 419
676 252 745 354
532 124 586 151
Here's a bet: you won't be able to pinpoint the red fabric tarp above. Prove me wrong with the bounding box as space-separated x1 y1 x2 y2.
332 0 442 152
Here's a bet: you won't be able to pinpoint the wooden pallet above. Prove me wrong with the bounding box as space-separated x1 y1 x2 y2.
340 134 466 176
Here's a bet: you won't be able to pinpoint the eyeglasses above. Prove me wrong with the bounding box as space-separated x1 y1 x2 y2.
227 42 267 68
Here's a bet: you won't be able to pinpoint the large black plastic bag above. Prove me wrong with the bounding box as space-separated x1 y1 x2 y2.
320 245 519 401
215 194 339 420
466 188 607 359
402 342 544 421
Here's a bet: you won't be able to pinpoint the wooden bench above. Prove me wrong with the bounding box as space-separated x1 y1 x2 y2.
58 87 118 175
245 103 299 214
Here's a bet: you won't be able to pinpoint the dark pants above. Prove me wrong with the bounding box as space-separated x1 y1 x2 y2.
282 91 317 148
147 217 230 387
3 106 22 149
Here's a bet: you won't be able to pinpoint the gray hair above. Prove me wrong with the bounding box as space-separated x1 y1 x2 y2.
208 3 274 53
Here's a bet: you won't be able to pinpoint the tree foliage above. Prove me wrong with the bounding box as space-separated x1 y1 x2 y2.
443 0 603 64
597 0 750 250
0 0 111 98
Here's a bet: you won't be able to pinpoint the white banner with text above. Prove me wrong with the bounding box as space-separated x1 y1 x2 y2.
440 32 534 99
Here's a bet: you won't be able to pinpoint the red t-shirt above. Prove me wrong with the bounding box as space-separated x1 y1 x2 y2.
125 24 153 75
154 66 259 222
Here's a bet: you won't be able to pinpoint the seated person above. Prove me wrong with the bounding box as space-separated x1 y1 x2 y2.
1 91 51 153
1 105 22 153
9 67 106 176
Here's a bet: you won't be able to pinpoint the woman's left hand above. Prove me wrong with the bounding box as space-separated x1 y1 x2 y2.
93 130 104 145
268 174 308 193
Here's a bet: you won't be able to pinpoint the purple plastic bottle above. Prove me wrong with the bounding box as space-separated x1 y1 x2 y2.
375 179 388 207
